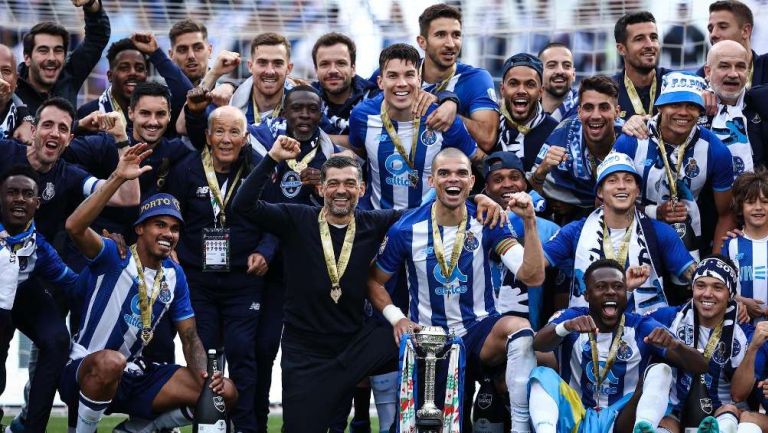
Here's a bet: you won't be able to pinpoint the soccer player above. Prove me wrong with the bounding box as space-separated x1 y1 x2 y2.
168 19 213 86
77 34 193 136
538 42 578 123
494 53 558 172
528 258 708 433
698 0 768 87
0 44 31 142
311 32 377 135
349 43 478 211
369 147 543 432
15 0 110 113
651 255 753 433
62 145 237 433
730 322 768 433
702 40 768 173
543 153 695 313
0 165 79 433
613 71 736 256
529 75 622 220
612 12 670 123
722 169 768 322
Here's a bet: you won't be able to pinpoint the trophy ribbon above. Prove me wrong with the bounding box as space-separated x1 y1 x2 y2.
318 210 356 304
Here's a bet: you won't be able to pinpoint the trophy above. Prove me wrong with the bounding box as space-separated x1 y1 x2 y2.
412 326 451 433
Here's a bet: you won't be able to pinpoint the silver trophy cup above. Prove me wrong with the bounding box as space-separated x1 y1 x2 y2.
412 326 451 433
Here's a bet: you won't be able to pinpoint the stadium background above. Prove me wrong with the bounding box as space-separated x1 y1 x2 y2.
0 0 767 408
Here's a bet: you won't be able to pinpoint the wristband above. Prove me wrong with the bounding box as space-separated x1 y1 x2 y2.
115 140 130 149
436 90 460 111
644 204 658 220
555 322 570 337
383 304 406 326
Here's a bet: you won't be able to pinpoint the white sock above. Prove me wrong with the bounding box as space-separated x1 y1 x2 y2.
76 392 111 433
507 328 535 433
136 407 193 433
371 372 398 433
736 422 763 433
528 381 557 433
634 364 672 429
715 412 738 433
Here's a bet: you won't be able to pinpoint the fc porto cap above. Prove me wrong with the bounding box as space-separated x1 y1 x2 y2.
594 152 641 193
654 71 706 111
133 193 184 226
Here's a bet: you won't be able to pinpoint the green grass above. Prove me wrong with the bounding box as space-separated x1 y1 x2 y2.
3 415 379 433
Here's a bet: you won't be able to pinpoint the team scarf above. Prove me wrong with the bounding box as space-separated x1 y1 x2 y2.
496 101 547 156
0 95 22 139
396 333 465 433
708 91 753 178
549 87 579 123
671 298 738 366
573 207 667 313
0 221 38 311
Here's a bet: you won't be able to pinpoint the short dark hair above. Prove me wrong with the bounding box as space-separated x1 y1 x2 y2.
169 19 208 46
731 167 768 224
284 84 322 106
614 11 656 44
0 164 40 193
106 38 147 69
321 156 362 183
250 32 291 59
378 43 420 73
584 259 625 286
418 3 462 38
578 74 619 101
709 0 754 28
311 32 356 68
537 42 570 59
34 97 76 130
23 22 69 56
129 82 171 110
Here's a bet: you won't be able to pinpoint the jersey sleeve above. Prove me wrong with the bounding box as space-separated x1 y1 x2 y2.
612 134 639 160
464 68 499 114
708 139 735 192
32 235 78 286
170 266 195 322
547 307 588 326
647 305 680 327
443 114 478 158
65 162 100 198
375 222 408 275
543 221 580 267
348 104 368 151
636 316 671 358
654 222 696 278
87 238 121 274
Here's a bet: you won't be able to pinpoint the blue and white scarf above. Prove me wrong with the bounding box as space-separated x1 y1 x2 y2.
0 222 37 310
0 95 22 139
708 91 753 178
497 102 547 157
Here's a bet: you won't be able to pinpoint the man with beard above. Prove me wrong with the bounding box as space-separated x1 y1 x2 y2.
493 53 558 172
15 0 110 113
697 0 768 87
168 19 212 87
164 106 276 433
527 258 707 433
77 34 193 136
0 44 32 143
310 32 376 136
368 147 543 433
542 153 696 314
613 72 736 256
529 75 622 222
538 43 578 123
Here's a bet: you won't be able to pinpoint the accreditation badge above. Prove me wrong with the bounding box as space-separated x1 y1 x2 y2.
202 227 231 272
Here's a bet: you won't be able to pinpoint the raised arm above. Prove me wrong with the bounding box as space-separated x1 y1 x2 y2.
67 0 110 86
732 322 768 402
533 314 596 352
501 192 545 286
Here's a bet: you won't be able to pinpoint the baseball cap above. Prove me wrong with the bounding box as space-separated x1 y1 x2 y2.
483 151 524 179
654 71 707 111
594 152 641 193
133 193 184 227
501 53 543 82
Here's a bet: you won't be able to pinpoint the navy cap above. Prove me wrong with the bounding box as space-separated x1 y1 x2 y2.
133 193 184 227
501 53 543 82
483 151 525 179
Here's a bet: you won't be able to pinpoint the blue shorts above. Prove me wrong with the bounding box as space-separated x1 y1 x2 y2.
59 357 182 419
461 314 502 373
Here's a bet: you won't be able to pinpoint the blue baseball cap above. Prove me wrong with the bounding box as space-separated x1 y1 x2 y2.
483 151 525 179
594 152 641 193
501 53 543 82
133 193 184 227
654 71 707 111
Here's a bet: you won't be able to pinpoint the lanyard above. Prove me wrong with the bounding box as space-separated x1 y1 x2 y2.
202 147 244 227
624 72 657 116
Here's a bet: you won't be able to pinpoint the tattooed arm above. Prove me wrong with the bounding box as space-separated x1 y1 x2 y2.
176 317 207 381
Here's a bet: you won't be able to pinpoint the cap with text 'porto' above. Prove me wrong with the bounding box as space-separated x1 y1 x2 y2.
133 193 184 226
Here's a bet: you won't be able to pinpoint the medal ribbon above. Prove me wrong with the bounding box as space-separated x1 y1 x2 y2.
107 87 128 126
500 102 532 135
251 91 283 125
381 100 420 173
318 209 356 297
624 72 657 116
655 132 694 201
202 147 244 227
602 212 634 266
286 136 319 172
697 321 723 363
130 244 164 346
431 202 468 280
588 314 626 403
420 62 457 94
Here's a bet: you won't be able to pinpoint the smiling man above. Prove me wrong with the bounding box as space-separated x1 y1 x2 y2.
528 258 707 433
538 42 578 122
168 19 212 86
0 44 31 142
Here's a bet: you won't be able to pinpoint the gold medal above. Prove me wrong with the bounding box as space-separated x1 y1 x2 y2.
286 137 319 174
141 328 153 346
624 72 657 116
318 210 356 304
431 202 468 281
131 244 164 347
294 161 308 173
381 100 420 188
202 147 244 227
602 212 634 266
588 315 625 408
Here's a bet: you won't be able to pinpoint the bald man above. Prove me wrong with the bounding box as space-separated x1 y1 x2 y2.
702 40 768 173
0 44 32 142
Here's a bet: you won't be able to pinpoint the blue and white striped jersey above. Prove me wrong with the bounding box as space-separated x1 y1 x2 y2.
70 239 195 361
349 93 477 210
375 200 516 336
723 234 768 309
548 308 667 408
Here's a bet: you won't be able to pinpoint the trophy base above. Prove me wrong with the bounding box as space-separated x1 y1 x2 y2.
415 417 443 433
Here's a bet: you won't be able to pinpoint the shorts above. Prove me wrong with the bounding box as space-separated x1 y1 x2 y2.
462 314 503 376
59 356 181 419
